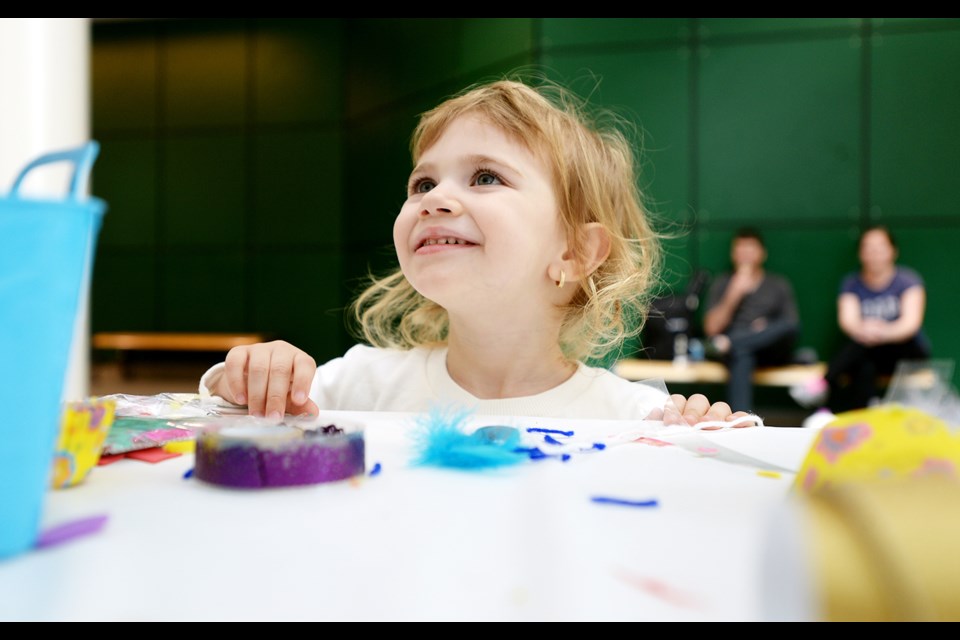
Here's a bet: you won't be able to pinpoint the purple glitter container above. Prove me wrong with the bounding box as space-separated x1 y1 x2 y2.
194 421 365 489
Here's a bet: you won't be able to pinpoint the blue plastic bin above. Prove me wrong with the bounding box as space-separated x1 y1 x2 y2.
0 142 107 559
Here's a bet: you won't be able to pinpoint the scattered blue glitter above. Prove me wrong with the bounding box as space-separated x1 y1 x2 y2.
590 496 659 508
526 427 575 437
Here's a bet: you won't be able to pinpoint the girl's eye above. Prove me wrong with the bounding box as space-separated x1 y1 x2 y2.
473 170 502 186
410 178 435 194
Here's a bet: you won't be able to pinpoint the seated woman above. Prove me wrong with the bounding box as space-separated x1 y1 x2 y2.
792 225 930 413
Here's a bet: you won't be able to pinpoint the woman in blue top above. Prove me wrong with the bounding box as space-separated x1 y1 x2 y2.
822 226 930 412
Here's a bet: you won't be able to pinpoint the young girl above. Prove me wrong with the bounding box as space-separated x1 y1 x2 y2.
200 77 754 427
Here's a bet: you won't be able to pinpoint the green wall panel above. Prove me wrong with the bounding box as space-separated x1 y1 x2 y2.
163 20 248 129
655 229 699 295
162 134 246 248
541 48 691 221
94 138 157 249
344 19 532 119
160 250 245 331
700 18 859 38
459 19 534 71
343 108 419 258
871 30 960 219
759 228 859 357
91 250 158 332
696 227 735 282
252 129 342 248
541 18 689 47
254 19 342 125
874 18 960 31
92 23 158 132
699 37 860 223
252 251 345 362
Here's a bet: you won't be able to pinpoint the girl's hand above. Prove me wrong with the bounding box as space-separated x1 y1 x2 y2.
217 340 319 420
646 393 757 428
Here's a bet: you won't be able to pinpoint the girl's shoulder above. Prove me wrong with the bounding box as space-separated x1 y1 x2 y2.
572 361 670 420
333 343 438 369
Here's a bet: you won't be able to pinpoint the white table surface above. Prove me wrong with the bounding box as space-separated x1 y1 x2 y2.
0 411 818 621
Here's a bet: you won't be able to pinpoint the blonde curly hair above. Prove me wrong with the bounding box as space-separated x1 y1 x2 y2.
350 75 662 363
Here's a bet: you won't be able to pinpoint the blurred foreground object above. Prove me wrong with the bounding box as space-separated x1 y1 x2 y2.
0 141 106 559
795 403 959 493
763 360 960 621
51 398 116 488
800 476 960 621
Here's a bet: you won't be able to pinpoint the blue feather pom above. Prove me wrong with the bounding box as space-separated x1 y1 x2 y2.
409 405 526 470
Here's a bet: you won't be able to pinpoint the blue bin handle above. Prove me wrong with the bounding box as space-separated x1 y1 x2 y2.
9 141 100 201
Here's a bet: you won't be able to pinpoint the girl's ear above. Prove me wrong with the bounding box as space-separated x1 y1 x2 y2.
554 222 611 284
575 222 612 279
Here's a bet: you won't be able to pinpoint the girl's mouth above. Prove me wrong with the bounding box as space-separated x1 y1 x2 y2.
419 237 474 249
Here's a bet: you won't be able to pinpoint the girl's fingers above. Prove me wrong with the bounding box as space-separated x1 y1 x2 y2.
243 345 275 417
680 393 711 426
288 351 318 412
661 393 687 425
222 346 251 406
263 350 297 421
656 394 759 428
287 397 320 418
221 341 317 419
698 401 733 430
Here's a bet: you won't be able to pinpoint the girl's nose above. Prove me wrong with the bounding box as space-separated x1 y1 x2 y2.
419 185 462 217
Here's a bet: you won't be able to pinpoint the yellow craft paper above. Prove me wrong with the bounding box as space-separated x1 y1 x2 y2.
794 404 960 494
163 439 196 454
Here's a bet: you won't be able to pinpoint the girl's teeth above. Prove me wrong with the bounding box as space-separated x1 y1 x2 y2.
424 238 466 246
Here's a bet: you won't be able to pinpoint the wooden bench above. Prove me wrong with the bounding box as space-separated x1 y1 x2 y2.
92 331 269 378
612 358 827 387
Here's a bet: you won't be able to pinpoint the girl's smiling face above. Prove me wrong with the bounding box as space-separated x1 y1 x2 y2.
393 115 567 314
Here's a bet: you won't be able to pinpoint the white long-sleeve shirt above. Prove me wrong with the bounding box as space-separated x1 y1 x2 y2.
200 344 670 420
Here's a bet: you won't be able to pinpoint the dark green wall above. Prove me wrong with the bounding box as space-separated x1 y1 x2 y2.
90 18 960 386
91 18 534 365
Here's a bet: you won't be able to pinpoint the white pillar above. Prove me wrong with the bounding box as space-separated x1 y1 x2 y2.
0 18 93 400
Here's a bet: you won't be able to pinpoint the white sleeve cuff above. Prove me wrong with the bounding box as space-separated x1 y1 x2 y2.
198 361 244 409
